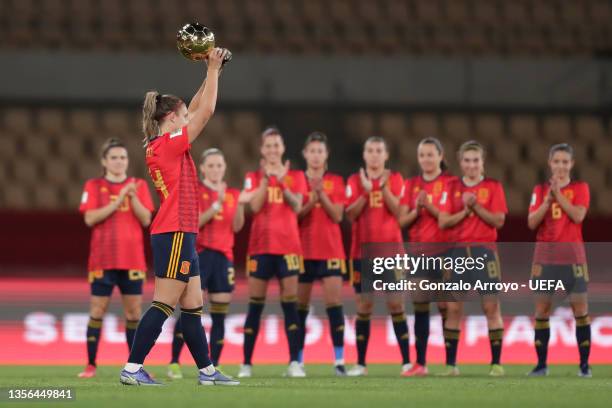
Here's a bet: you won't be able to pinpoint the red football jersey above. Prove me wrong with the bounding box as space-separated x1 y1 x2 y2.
244 170 308 255
196 183 240 261
346 171 404 259
529 181 589 264
401 173 455 243
439 177 507 243
146 126 199 234
79 177 154 271
299 172 346 260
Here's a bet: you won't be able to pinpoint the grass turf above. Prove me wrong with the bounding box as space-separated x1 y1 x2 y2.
1 365 611 408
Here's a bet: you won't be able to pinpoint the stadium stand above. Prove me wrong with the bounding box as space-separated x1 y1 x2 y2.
0 106 609 215
1 0 611 56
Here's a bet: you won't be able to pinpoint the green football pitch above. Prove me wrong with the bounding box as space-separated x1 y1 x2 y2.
1 365 611 408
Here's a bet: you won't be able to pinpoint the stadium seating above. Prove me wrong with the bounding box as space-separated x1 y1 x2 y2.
0 106 609 214
1 0 610 56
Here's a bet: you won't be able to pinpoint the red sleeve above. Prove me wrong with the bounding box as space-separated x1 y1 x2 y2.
135 179 155 212
244 172 260 193
345 175 362 206
529 185 543 213
490 181 508 214
161 127 189 157
400 179 413 208
574 183 590 209
79 180 98 213
332 176 346 205
389 173 404 197
439 179 455 213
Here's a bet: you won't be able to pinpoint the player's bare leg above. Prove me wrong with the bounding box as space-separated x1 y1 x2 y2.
78 295 111 378
240 277 269 377
322 276 346 375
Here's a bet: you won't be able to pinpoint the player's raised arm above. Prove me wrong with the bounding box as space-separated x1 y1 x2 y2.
186 48 229 143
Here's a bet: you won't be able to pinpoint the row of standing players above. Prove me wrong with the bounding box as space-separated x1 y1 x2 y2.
77 129 592 381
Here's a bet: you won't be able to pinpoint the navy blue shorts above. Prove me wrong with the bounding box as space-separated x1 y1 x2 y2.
247 254 302 281
445 246 501 295
350 258 404 294
151 232 199 282
89 269 145 296
199 249 235 293
299 259 346 283
531 263 588 294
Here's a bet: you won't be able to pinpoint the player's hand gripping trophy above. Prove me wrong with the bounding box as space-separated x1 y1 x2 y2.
177 23 232 70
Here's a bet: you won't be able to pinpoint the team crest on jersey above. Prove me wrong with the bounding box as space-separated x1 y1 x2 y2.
145 146 154 158
100 187 108 193
225 193 235 207
478 188 489 203
284 175 293 187
563 189 574 200
413 186 420 193
203 193 209 200
434 181 443 195
323 179 333 192
179 261 191 275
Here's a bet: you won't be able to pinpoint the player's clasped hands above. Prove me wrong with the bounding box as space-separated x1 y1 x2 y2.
359 168 373 192
462 191 477 208
415 189 428 208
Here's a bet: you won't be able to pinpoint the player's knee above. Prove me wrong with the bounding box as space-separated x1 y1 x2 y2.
571 302 588 317
124 308 141 321
357 300 374 314
90 303 108 319
482 302 500 318
386 301 404 315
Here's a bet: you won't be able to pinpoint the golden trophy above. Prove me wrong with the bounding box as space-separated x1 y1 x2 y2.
176 23 232 66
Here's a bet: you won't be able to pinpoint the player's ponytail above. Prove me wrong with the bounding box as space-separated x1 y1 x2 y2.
419 137 448 172
141 90 184 146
